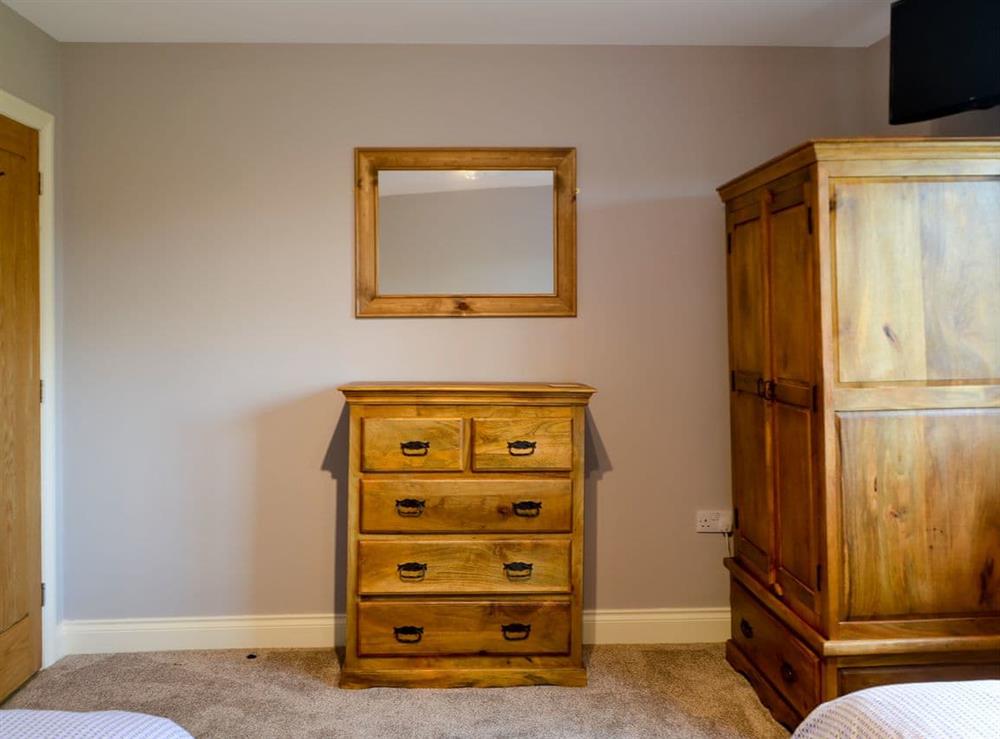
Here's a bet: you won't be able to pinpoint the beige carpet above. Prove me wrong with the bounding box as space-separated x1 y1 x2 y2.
3 644 788 738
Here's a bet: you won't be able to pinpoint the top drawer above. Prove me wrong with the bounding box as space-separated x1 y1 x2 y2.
473 418 573 471
362 418 463 472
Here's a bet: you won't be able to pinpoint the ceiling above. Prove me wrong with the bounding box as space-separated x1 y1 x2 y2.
3 0 890 47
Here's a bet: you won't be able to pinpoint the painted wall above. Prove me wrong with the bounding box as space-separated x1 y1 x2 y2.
0 2 59 113
57 42 878 620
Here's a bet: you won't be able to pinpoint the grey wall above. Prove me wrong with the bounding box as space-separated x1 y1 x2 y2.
379 185 554 295
57 43 876 620
0 2 59 113
1 23 989 622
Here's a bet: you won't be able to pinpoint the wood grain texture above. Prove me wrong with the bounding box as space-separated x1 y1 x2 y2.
838 409 1000 620
361 418 464 472
725 640 802 730
717 138 1000 202
358 539 571 595
838 662 1000 695
341 383 592 688
730 391 772 581
360 479 572 534
357 600 571 657
721 139 1000 725
0 113 40 702
355 148 576 317
472 418 572 471
339 382 595 406
730 581 820 719
834 178 1000 384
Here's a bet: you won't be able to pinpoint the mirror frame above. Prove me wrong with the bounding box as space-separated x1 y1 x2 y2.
355 147 577 317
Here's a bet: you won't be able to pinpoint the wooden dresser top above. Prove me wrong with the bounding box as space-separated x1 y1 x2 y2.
339 382 596 405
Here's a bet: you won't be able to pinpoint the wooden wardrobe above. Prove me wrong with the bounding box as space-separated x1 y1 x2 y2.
718 139 1000 728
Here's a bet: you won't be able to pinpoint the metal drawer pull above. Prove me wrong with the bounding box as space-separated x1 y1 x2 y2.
780 661 797 684
507 440 537 456
512 500 542 517
501 623 531 641
396 562 428 581
400 440 430 456
395 498 426 517
503 561 533 580
393 625 424 643
740 618 754 639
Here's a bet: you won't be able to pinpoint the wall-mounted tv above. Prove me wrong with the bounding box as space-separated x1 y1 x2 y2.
890 0 1000 125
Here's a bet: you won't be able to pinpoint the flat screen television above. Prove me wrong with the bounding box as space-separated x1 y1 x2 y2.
889 0 1000 125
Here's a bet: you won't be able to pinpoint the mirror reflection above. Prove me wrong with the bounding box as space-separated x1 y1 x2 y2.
377 170 554 295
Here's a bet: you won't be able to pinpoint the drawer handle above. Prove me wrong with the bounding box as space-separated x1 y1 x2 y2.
501 623 531 641
395 498 426 517
393 625 424 644
503 561 533 580
780 661 797 684
739 618 754 639
507 440 537 456
400 440 430 456
512 500 543 517
396 562 428 581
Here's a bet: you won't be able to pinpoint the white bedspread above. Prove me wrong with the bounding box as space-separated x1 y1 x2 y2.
793 680 1000 739
0 709 193 739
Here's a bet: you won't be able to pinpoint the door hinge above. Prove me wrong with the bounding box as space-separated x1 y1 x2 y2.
811 383 818 412
41 582 46 607
726 232 733 254
38 172 42 196
806 205 813 235
733 507 740 529
729 370 736 391
40 379 44 404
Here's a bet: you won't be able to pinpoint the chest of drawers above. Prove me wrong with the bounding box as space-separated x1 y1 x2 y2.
338 382 595 688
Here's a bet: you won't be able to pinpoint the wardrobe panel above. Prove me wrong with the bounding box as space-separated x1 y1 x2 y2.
838 408 1000 620
834 178 1000 385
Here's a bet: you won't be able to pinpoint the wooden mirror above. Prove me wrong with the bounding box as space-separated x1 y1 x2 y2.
355 148 576 317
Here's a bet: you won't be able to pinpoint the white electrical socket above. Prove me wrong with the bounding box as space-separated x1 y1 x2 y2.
696 509 734 533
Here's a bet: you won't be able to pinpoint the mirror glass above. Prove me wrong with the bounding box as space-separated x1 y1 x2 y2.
377 170 554 295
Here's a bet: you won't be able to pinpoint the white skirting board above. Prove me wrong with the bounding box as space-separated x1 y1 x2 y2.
57 608 730 657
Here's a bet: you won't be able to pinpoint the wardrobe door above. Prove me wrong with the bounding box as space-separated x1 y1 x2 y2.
727 203 773 583
767 179 821 626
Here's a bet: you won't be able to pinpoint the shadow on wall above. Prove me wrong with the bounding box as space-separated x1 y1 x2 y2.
584 408 612 610
322 403 351 615
250 390 341 618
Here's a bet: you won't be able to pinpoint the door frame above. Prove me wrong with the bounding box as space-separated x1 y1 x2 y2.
0 89 58 667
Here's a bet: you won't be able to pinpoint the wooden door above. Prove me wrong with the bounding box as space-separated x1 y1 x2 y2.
767 179 821 626
727 204 773 583
0 113 41 701
832 175 1000 625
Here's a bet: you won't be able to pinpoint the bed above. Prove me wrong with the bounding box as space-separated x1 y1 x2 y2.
793 680 1000 739
0 709 193 739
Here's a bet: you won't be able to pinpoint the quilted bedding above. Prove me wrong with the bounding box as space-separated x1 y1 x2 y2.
792 680 1000 739
0 709 193 739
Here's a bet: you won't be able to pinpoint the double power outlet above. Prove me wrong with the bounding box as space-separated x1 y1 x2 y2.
696 509 734 533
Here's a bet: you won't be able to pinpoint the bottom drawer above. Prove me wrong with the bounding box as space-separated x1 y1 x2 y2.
731 580 820 717
358 600 571 657
839 661 1000 695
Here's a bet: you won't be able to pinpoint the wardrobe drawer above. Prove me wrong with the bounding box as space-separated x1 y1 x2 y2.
360 479 573 533
358 600 572 657
362 418 463 472
472 418 572 471
731 580 819 718
358 539 571 595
